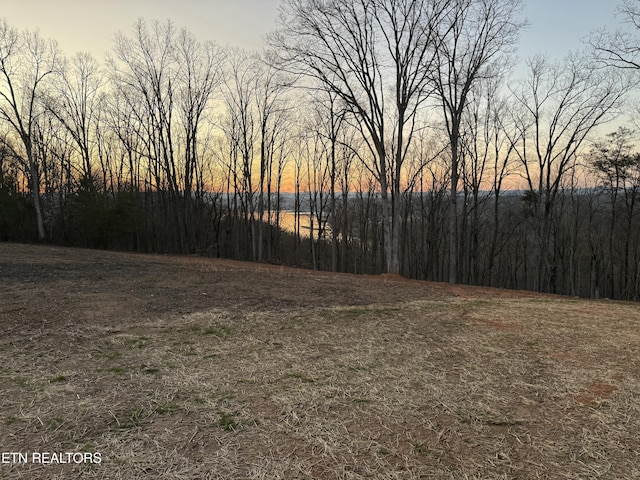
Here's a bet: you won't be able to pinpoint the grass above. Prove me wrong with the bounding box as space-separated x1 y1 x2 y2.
140 365 160 375
110 406 149 430
1 243 640 479
285 372 315 383
216 411 240 431
106 366 127 375
202 325 234 337
125 336 150 349
154 402 182 416
411 440 430 457
12 376 30 388
183 323 235 339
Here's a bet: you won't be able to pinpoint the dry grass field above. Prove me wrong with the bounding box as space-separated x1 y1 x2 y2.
1 243 639 479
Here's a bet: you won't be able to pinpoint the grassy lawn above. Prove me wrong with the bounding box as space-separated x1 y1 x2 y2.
1 243 639 479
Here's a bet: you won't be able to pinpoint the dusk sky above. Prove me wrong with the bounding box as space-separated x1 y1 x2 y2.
2 1 624 62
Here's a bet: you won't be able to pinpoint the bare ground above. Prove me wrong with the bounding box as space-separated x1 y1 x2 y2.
0 243 639 479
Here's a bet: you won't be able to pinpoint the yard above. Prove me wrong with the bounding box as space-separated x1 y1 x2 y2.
1 243 638 479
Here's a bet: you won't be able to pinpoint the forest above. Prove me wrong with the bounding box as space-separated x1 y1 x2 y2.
2 0 640 300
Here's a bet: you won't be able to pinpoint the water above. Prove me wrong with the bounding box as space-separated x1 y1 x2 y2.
274 210 331 239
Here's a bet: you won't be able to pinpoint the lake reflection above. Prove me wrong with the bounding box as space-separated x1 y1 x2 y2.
274 210 331 239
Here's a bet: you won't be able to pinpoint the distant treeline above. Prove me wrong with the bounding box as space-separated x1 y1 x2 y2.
2 181 640 301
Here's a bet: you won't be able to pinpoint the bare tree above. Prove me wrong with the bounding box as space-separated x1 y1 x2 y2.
221 48 259 260
270 0 447 273
302 118 331 270
589 127 640 299
110 19 224 252
457 74 521 286
254 58 290 262
590 0 640 71
174 29 224 250
0 19 59 240
430 0 525 284
101 89 145 193
305 88 348 271
45 52 104 183
473 81 519 287
509 53 629 292
111 20 182 250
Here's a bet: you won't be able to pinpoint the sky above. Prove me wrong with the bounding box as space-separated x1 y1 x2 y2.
1 0 282 55
518 0 620 59
1 0 625 61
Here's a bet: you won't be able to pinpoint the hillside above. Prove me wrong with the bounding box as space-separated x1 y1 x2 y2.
1 243 639 479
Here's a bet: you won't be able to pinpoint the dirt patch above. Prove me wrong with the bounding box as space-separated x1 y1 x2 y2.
575 383 619 406
1 243 640 479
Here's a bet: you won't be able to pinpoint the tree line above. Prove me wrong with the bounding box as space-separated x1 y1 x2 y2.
1 0 640 300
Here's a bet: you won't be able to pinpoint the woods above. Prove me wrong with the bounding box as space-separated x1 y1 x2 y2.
1 0 640 300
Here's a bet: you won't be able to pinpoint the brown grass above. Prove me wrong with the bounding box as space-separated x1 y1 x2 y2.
1 243 639 479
